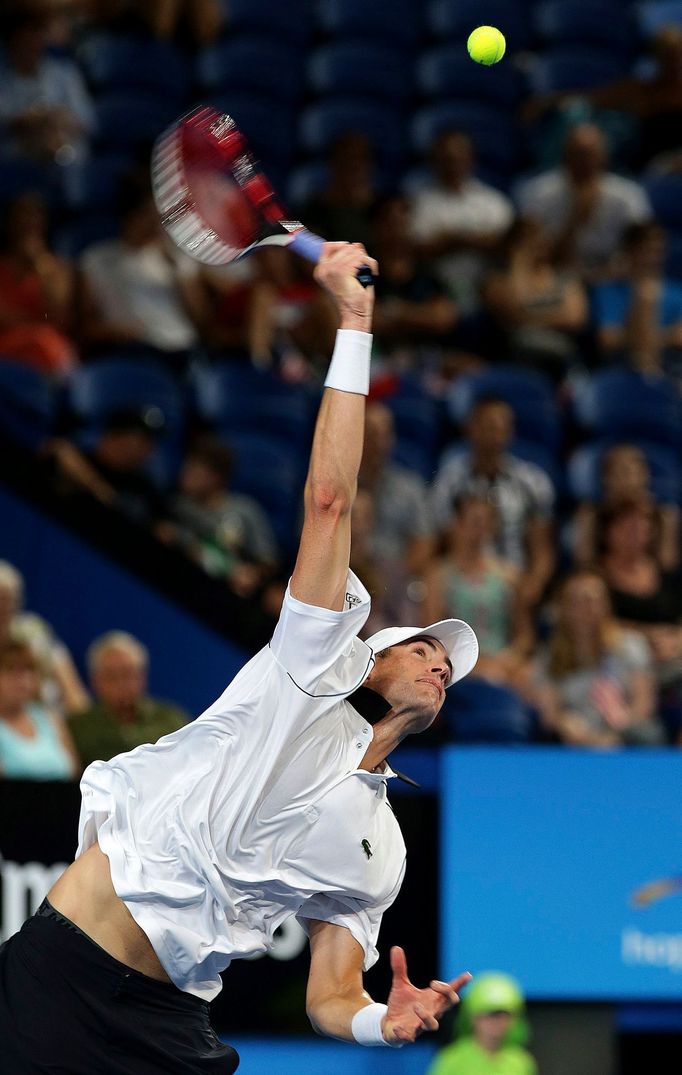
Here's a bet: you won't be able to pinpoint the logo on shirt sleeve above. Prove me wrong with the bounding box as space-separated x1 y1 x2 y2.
346 592 362 609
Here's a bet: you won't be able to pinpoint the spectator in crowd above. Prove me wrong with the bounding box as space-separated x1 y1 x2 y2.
422 493 532 685
246 248 338 372
0 9 95 164
0 639 80 779
599 499 682 681
163 435 279 598
200 261 259 360
573 444 679 572
130 0 223 43
592 222 682 373
524 25 682 171
369 193 458 360
358 402 435 622
431 397 556 607
69 630 188 770
426 972 537 1075
0 192 76 376
0 560 89 715
301 132 378 252
530 570 661 747
517 124 652 282
481 218 588 380
79 173 210 368
47 405 169 527
409 130 514 313
349 488 392 636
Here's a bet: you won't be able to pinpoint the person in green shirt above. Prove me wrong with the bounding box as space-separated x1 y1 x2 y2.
427 972 537 1075
69 631 188 771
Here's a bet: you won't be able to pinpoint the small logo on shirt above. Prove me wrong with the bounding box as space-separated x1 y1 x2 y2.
346 592 362 609
361 839 373 860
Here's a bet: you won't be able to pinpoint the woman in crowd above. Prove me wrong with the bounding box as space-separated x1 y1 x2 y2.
421 493 532 685
0 193 77 376
0 640 80 779
529 569 661 747
573 443 679 572
481 217 588 379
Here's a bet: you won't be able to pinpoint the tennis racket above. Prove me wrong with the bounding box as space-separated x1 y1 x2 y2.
151 106 374 286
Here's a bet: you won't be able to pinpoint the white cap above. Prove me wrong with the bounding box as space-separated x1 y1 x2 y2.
364 619 479 688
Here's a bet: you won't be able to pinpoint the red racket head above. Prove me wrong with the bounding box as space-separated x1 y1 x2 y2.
152 107 289 266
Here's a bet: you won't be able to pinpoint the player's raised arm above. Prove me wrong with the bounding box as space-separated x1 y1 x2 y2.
290 243 378 612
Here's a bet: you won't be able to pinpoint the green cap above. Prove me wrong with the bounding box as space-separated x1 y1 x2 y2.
465 973 524 1017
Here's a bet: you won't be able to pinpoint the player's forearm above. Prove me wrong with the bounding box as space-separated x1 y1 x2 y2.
307 990 376 1042
304 322 371 514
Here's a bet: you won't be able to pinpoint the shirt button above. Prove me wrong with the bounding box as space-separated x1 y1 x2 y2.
356 742 362 749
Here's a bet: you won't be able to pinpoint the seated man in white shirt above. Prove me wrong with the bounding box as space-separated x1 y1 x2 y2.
0 244 478 1073
410 130 514 314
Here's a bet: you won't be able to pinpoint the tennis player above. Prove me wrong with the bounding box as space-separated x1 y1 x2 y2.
0 243 479 1073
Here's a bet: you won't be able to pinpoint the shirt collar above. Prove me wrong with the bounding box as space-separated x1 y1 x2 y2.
346 686 421 788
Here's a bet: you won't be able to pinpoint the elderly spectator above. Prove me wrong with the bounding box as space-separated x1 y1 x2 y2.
0 560 89 714
0 640 80 778
359 402 435 597
422 493 532 685
409 130 514 313
301 132 378 252
427 972 536 1075
529 570 661 747
0 192 76 376
431 397 555 606
369 193 458 359
517 124 652 282
0 9 95 164
593 222 682 373
573 444 679 572
164 435 279 597
79 173 210 368
69 630 188 770
481 218 588 379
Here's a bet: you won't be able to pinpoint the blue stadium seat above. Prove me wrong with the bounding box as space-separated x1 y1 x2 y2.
567 439 681 504
79 33 190 101
308 43 413 103
528 48 629 94
637 0 682 40
318 0 422 48
0 358 56 451
645 175 682 230
227 431 304 552
224 0 312 45
287 162 330 208
192 363 316 449
535 2 637 56
417 47 526 106
0 155 59 206
62 154 133 211
412 102 521 175
209 94 296 168
447 366 560 452
384 390 444 482
574 368 682 447
94 93 178 151
441 677 534 743
52 214 119 258
427 0 533 53
299 100 408 167
197 37 304 102
666 230 682 280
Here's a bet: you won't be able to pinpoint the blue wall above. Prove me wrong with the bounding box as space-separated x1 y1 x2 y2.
228 1038 437 1074
0 484 249 715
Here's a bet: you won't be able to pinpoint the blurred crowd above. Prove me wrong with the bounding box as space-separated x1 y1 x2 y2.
2 0 682 777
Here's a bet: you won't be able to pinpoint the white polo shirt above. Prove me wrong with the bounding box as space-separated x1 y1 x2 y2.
76 571 407 1001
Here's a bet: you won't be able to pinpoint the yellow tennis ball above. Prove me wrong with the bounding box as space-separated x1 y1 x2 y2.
467 26 506 66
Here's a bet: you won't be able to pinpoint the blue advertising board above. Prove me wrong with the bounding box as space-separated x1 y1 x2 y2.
440 748 682 1000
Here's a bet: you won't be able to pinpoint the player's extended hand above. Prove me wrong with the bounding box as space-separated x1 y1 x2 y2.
314 242 378 330
381 946 472 1045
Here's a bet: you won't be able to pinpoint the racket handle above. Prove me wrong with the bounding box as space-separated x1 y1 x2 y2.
289 229 375 288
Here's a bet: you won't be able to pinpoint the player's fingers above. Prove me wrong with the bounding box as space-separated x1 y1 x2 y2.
430 980 460 1007
448 971 473 993
414 1004 439 1032
390 945 409 981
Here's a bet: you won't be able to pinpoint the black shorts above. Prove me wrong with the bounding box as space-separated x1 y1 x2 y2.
0 900 239 1075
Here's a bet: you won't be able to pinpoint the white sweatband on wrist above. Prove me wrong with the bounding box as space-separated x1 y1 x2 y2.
351 1002 402 1048
324 329 372 395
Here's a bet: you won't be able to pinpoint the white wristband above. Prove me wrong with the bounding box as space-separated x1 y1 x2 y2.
324 329 372 395
351 1002 402 1048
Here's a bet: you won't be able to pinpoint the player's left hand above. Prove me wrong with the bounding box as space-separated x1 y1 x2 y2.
381 946 471 1045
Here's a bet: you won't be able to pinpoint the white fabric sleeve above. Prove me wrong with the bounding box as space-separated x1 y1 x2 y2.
270 570 373 696
296 862 406 971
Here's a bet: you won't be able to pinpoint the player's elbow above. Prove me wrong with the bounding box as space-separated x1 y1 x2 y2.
305 478 354 518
